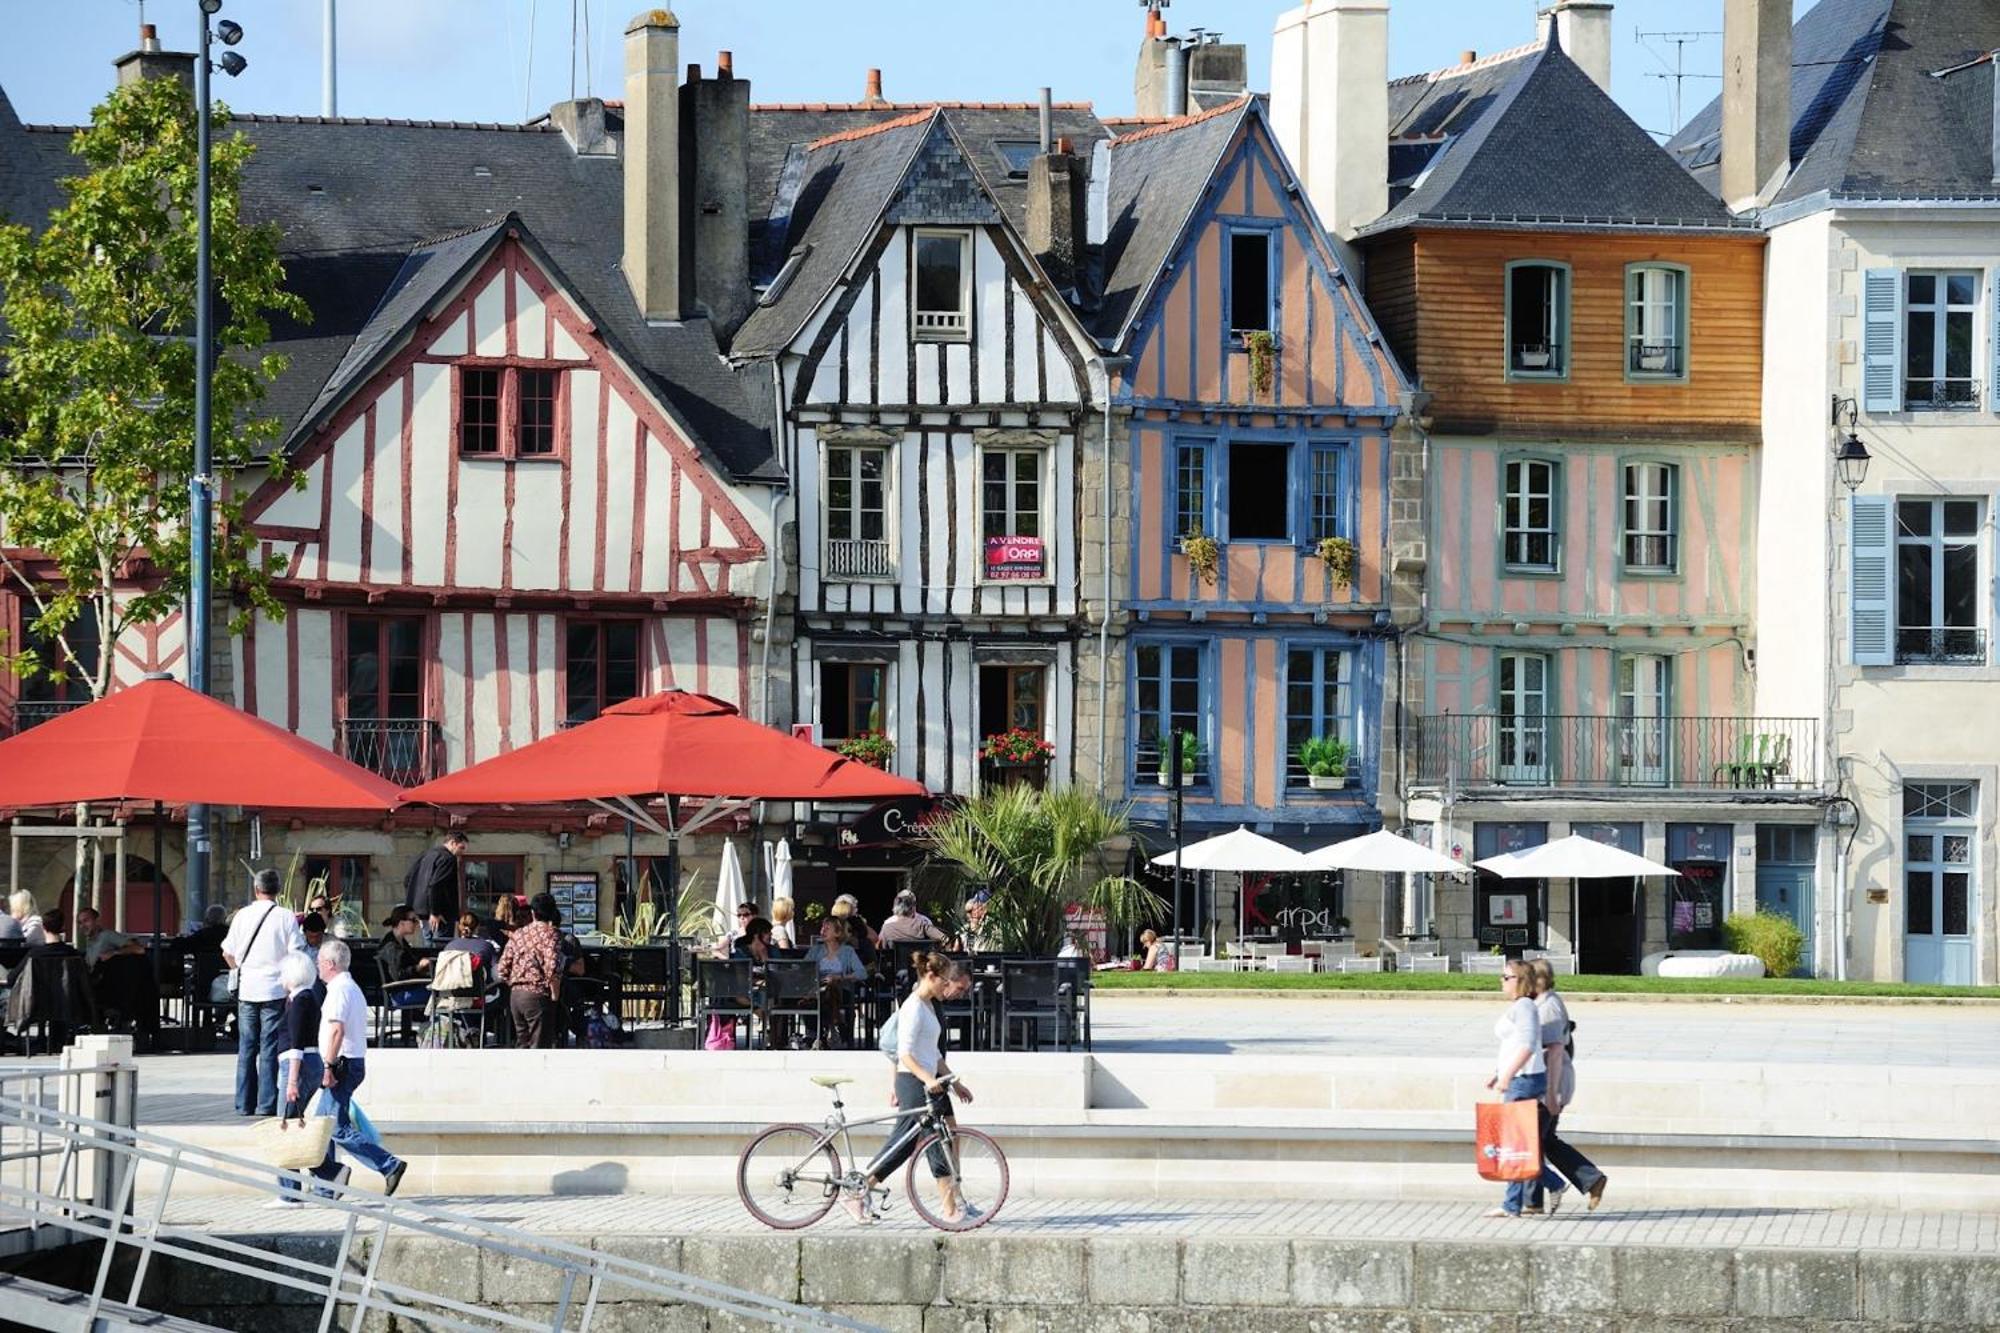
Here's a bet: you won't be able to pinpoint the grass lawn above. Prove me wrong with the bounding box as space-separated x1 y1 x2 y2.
1091 969 1995 1000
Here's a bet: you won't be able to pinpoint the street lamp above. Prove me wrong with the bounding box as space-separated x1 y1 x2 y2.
1830 395 1870 492
188 0 249 911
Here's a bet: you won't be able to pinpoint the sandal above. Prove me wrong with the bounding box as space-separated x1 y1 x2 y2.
1482 1207 1520 1219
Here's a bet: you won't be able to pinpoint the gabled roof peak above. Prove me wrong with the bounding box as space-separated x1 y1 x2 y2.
805 106 937 151
1112 94 1253 147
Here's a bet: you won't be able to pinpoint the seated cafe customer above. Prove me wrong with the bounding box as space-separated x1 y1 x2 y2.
804 917 867 1049
76 906 159 1042
378 907 432 983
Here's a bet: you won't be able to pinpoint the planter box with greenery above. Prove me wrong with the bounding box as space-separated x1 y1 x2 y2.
835 731 895 769
1297 735 1350 789
1155 731 1201 787
982 727 1054 790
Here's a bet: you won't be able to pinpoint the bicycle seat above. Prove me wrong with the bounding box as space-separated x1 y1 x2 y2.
810 1076 855 1089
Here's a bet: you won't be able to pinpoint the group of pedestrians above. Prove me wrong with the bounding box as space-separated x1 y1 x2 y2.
1487 956 1608 1218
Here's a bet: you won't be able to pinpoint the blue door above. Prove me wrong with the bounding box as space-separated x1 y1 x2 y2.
1754 825 1815 977
1904 783 1978 986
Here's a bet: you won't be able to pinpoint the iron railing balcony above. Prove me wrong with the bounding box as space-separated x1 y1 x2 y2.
1413 713 1820 793
8 699 87 735
1510 342 1563 374
1905 378 1982 411
1629 341 1683 375
824 537 895 580
336 717 443 785
1897 625 1987 665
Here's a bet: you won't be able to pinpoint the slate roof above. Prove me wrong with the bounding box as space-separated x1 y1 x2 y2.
1360 32 1747 235
1384 42 1539 202
1668 0 2000 207
0 104 779 480
1093 97 1254 343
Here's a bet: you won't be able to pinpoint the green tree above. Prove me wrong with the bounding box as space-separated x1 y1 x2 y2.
920 784 1162 956
0 72 302 696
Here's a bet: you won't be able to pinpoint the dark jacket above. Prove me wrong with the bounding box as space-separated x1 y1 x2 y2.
403 845 460 921
378 931 425 984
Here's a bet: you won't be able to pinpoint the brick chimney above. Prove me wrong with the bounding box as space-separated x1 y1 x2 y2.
861 68 889 108
114 23 196 89
622 9 682 322
1721 0 1791 208
1027 143 1086 296
1270 0 1389 240
681 51 752 335
1536 1 1613 93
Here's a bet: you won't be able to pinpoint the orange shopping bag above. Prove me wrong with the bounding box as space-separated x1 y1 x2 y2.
1475 1099 1542 1182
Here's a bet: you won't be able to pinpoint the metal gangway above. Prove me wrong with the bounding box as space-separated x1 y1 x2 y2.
0 1040 873 1333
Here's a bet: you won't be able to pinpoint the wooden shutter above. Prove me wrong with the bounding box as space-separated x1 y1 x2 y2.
1848 494 1893 666
1862 268 1902 414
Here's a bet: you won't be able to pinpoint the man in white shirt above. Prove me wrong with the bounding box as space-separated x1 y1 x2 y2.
222 869 304 1117
311 939 407 1197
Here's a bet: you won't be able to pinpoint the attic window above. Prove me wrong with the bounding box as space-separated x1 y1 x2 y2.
472 165 493 178
994 141 1040 179
1227 230 1273 335
758 244 811 308
306 184 325 196
913 229 971 340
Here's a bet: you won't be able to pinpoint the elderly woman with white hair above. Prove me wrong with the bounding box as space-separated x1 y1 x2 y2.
9 891 46 946
267 951 324 1208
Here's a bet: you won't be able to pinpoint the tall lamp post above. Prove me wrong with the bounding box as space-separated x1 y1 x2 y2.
1828 396 1869 982
189 1 248 913
1168 728 1186 948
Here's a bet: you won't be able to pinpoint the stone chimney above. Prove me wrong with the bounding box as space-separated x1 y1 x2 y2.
550 98 617 156
681 51 752 335
1270 0 1389 240
114 23 196 89
1027 143 1086 296
622 9 682 323
1536 1 1613 93
1135 17 1173 117
1721 0 1792 208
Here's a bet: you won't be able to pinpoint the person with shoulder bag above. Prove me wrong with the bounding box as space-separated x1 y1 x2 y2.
1481 960 1566 1218
223 870 305 1118
848 952 975 1225
1524 958 1608 1214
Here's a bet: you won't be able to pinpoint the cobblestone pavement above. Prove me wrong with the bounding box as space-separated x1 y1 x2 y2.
164 1191 2000 1251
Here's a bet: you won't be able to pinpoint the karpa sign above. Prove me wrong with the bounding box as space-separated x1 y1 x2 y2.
983 535 1045 581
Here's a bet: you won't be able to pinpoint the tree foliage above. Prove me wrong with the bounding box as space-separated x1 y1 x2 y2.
0 73 303 695
919 784 1162 956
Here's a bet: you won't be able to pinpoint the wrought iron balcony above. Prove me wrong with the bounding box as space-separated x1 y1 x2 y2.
1510 342 1563 374
1905 378 1982 411
824 537 895 580
8 699 86 735
336 717 444 786
1629 342 1683 375
1413 713 1820 794
1896 625 1987 665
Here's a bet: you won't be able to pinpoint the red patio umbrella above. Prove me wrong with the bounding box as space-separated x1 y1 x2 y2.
0 675 402 939
401 691 925 989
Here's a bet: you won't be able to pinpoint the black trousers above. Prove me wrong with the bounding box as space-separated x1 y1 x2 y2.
1529 1108 1605 1204
868 1072 953 1180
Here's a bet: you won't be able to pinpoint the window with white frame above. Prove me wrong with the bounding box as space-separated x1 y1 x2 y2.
981 447 1045 580
824 444 893 579
1506 262 1568 377
1497 652 1549 783
1622 462 1677 572
1307 446 1342 542
1627 265 1688 378
1134 644 1205 785
1896 497 1984 664
1174 440 1210 539
1502 458 1559 570
912 230 971 339
1904 272 1979 409
1284 646 1352 790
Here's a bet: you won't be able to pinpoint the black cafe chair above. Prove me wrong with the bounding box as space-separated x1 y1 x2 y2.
698 958 757 1049
999 960 1069 1053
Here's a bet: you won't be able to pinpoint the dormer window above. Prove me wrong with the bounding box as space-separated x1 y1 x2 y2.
457 365 567 459
1506 261 1569 379
1228 230 1273 335
913 229 971 340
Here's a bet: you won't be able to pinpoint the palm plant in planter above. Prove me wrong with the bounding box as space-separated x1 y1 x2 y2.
1297 735 1350 789
836 730 895 769
1179 524 1220 585
1156 730 1200 787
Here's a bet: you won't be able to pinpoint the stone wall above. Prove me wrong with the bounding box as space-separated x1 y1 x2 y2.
20 1231 1992 1331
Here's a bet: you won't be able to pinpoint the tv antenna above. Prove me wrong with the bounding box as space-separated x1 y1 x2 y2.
1636 29 1721 135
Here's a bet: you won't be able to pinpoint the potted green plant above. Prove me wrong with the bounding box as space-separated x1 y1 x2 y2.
1297 735 1350 789
1245 329 1277 397
1315 535 1356 590
1179 524 1220 585
1156 731 1200 787
835 730 895 769
982 727 1055 789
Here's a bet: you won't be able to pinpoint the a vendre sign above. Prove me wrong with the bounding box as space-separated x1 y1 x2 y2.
984 535 1045 580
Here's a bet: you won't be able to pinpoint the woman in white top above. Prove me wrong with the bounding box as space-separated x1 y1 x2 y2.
1483 959 1565 1217
1524 958 1607 1213
853 952 975 1224
10 892 46 946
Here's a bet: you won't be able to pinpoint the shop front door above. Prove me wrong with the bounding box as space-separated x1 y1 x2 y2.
1576 878 1640 974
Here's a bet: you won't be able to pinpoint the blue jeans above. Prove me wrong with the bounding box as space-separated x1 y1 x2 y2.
1501 1072 1566 1215
235 999 285 1116
311 1058 403 1185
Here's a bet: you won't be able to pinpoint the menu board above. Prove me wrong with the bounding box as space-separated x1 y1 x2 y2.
546 871 600 934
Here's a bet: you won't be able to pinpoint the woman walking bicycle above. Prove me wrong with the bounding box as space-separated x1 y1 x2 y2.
849 953 975 1224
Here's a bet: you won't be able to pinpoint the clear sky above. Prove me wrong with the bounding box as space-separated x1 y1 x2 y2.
1 0 1815 141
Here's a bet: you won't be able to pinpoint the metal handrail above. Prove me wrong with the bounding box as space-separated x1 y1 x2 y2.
1412 713 1820 791
0 1087 871 1332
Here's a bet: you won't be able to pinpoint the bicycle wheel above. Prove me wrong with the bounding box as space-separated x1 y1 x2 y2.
738 1124 844 1230
905 1125 1008 1232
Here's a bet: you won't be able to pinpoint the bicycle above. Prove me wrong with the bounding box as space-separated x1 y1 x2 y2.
736 1073 1008 1232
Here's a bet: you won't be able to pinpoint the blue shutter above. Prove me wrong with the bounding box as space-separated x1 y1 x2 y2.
1862 268 1902 414
1849 495 1893 666
1989 268 2000 413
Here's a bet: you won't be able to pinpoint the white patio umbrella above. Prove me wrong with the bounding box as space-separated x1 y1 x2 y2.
767 838 796 946
1474 834 1680 880
716 839 749 942
1151 827 1315 944
1313 828 1465 941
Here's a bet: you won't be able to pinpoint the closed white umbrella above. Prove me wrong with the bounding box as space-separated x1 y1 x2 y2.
1475 834 1680 880
716 839 749 941
768 839 796 947
1310 829 1462 874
